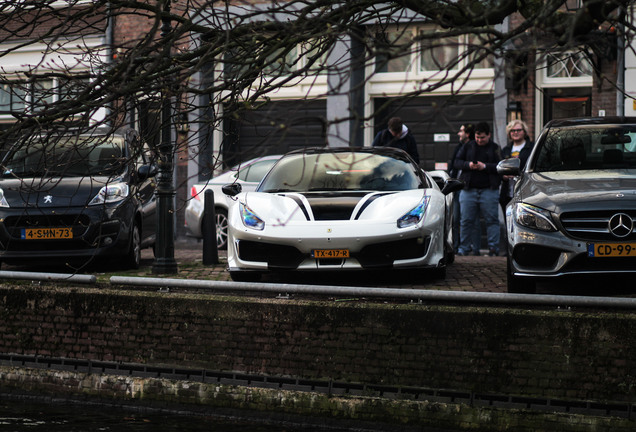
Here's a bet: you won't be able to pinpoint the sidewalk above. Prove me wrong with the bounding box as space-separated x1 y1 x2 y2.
139 238 508 293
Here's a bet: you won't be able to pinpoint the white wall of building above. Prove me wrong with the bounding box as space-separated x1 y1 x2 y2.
624 5 636 116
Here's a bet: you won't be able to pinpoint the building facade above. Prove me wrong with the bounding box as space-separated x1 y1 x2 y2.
0 1 630 238
187 1 625 198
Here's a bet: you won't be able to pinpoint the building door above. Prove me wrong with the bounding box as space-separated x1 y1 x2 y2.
222 99 327 169
374 95 494 171
543 88 591 123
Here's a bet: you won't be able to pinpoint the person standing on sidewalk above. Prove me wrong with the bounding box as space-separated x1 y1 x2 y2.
372 117 420 164
499 119 533 214
449 123 474 252
454 122 502 257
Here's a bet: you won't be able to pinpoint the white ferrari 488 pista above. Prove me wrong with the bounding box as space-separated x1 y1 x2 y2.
221 147 463 282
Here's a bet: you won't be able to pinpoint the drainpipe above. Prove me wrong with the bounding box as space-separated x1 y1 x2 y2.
616 6 625 116
104 1 114 124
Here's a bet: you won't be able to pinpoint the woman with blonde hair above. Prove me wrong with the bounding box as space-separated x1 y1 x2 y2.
500 119 533 212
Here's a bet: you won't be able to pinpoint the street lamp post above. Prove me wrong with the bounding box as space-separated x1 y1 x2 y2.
152 0 178 274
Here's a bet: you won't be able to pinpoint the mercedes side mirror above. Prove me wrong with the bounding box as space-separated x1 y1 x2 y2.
497 158 521 176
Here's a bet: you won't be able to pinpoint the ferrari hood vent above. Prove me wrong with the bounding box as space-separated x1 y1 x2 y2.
307 196 359 220
285 191 392 221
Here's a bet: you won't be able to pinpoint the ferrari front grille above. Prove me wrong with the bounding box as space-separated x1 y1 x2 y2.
357 237 430 268
237 240 304 269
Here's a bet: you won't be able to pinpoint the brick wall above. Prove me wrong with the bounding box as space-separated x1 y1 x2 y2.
1 285 636 404
592 58 619 117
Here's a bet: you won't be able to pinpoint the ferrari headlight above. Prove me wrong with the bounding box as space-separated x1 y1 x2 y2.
88 182 129 205
0 188 8 207
514 203 557 232
240 202 265 230
397 196 430 228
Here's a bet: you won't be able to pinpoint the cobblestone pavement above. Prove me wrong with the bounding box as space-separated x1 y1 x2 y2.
137 239 633 296
4 238 631 295
136 238 508 293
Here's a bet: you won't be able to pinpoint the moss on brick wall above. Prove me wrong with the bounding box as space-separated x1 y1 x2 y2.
2 284 636 403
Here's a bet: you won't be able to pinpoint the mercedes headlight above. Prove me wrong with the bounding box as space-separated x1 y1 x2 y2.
240 202 265 230
88 182 129 205
514 203 557 232
397 196 430 228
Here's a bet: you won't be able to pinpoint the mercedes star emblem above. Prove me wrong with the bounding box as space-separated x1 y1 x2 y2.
608 213 633 238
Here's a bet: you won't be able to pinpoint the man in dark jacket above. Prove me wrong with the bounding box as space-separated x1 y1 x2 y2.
372 117 420 164
454 122 502 256
449 123 474 252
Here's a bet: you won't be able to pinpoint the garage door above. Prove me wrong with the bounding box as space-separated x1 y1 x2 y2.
374 95 494 171
222 99 327 168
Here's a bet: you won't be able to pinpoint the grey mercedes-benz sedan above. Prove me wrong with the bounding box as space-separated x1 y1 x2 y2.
497 117 636 293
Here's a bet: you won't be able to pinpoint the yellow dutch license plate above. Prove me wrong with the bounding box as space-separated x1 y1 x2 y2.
312 249 350 259
21 227 73 240
587 243 636 257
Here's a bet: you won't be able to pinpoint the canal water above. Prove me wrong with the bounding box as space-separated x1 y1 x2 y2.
0 397 356 432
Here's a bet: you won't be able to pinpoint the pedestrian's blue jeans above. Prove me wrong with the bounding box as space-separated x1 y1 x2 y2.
458 188 500 254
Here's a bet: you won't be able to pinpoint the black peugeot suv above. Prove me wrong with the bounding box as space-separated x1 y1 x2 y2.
0 127 157 270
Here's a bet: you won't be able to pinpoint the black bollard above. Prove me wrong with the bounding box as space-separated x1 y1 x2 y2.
202 189 219 265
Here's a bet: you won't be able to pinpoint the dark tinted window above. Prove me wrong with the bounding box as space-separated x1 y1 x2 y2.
533 125 636 172
2 136 125 178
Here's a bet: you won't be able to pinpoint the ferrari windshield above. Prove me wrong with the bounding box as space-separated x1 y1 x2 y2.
1 136 125 178
259 151 422 192
533 124 636 172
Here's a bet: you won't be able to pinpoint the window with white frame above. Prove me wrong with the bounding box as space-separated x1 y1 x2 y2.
0 83 26 112
544 50 593 79
300 39 329 75
0 77 90 116
420 33 459 71
372 26 495 74
374 28 414 73
223 36 333 80
466 34 495 69
32 79 54 112
262 43 298 76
